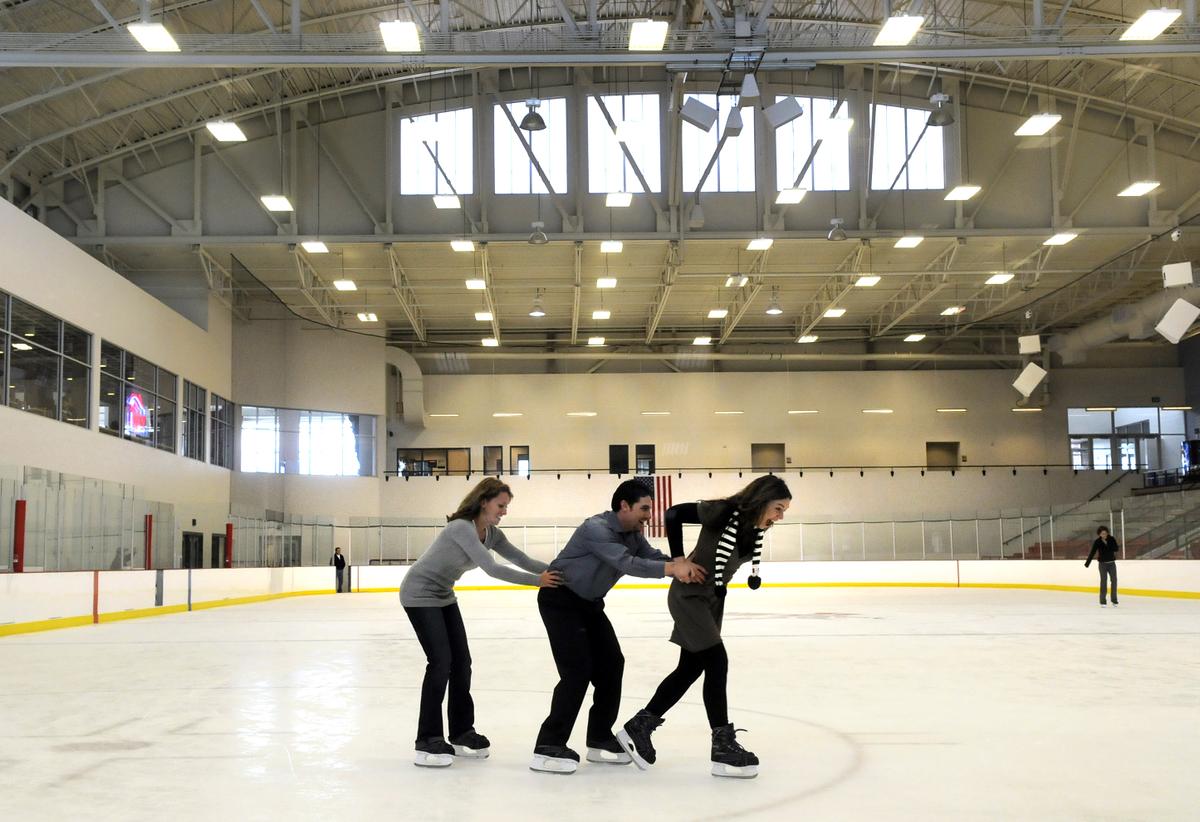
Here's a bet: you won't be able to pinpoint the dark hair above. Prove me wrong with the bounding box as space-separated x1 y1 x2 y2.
611 479 653 511
1097 526 1110 535
728 475 792 525
447 478 513 523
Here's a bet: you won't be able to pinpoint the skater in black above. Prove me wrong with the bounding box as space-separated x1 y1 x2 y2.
1085 525 1120 606
529 480 705 775
617 475 792 779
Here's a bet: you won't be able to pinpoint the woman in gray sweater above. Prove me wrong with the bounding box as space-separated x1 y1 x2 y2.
400 478 561 767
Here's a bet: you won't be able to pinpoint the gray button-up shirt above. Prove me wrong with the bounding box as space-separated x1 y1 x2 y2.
548 510 669 601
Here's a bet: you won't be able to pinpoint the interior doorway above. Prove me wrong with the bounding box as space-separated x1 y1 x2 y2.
182 532 203 569
211 533 226 568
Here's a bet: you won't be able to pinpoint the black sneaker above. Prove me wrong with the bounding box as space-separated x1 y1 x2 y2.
449 730 490 759
616 709 664 770
530 744 580 774
710 724 758 779
414 737 454 768
586 736 633 765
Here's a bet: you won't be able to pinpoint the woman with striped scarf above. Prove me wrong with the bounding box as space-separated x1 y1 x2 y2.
616 475 792 779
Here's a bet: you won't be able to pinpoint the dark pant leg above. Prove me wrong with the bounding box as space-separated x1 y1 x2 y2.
1106 562 1118 604
1098 562 1109 603
404 605 455 742
335 567 344 592
441 603 475 738
583 604 625 744
645 647 706 718
535 588 594 747
699 644 730 728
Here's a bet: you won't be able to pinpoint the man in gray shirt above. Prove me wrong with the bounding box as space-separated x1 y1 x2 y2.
529 479 703 774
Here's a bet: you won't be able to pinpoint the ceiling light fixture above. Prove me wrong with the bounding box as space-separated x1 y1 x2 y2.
482 337 499 347
596 277 618 288
592 309 611 320
1015 113 1062 136
824 308 846 318
941 305 966 316
205 121 246 142
600 240 624 253
986 272 1015 285
519 99 547 131
937 408 968 413
1118 180 1161 197
567 411 598 417
332 279 357 291
747 237 773 251
474 311 493 322
587 336 606 346
465 278 486 289
452 240 476 252
827 218 848 241
529 294 546 317
641 410 670 416
873 14 924 46
708 308 729 319
862 408 895 414
301 241 329 254
904 333 926 342
379 20 421 52
775 188 807 205
1044 232 1078 246
895 235 924 248
356 312 378 322
725 275 749 287
945 185 981 201
926 93 954 127
528 221 549 245
628 19 669 51
855 275 881 287
788 409 820 414
765 287 784 315
1121 8 1182 40
693 336 713 345
128 21 179 52
797 335 819 343
260 195 294 212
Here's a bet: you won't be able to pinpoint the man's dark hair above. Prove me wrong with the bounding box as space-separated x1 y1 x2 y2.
612 479 653 511
1097 526 1109 535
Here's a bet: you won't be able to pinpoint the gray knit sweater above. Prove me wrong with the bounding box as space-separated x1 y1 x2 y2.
399 518 547 607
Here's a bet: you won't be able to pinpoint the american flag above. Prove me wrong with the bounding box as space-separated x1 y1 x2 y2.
634 475 673 537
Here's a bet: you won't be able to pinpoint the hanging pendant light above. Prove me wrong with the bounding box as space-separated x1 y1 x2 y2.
520 99 546 131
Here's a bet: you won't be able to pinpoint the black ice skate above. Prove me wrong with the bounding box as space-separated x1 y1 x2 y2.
529 744 580 774
586 735 633 765
710 724 758 779
449 730 490 759
413 737 454 768
616 709 664 770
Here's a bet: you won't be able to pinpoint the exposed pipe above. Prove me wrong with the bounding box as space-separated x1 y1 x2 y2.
386 347 426 428
408 351 1024 363
1047 286 1200 364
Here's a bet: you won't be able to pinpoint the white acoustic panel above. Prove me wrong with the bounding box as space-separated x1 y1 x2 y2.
1155 298 1200 344
680 97 718 132
764 96 803 129
724 107 744 137
1162 261 1194 288
739 73 760 106
1018 335 1041 355
1012 362 1047 397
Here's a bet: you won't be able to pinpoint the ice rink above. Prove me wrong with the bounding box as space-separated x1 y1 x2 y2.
2 586 1198 822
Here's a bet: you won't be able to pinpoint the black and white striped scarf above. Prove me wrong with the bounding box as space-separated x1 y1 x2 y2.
713 509 765 588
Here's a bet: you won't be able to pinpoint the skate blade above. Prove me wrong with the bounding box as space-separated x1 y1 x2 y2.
414 752 453 768
615 729 650 770
452 744 489 759
529 754 578 774
586 747 633 765
711 762 758 779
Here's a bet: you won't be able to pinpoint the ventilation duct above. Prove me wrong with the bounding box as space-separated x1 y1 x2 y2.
1047 286 1200 364
386 347 426 428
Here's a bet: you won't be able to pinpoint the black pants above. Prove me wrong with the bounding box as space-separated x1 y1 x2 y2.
404 603 474 743
535 586 625 747
335 567 345 592
1098 561 1118 604
645 644 729 728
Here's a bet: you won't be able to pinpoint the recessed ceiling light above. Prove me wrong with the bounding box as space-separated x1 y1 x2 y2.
428 413 460 418
775 188 807 205
1162 406 1192 411
474 311 493 321
708 308 729 319
205 121 246 142
628 19 669 51
465 279 486 290
765 300 783 315
481 337 499 347
1121 8 1181 41
529 299 546 318
693 336 712 345
747 237 774 251
937 408 968 413
451 240 475 252
724 275 749 287
379 20 421 52
356 312 378 322
873 14 924 46
1011 407 1043 413
492 412 523 418
824 307 846 318
600 240 624 253
13 342 32 351
433 194 461 209
592 309 611 320
606 192 633 207
904 333 926 342
797 335 819 343
1085 406 1118 412
1118 180 1161 197
944 184 981 201
567 411 598 417
714 410 744 415
1015 113 1062 136
596 277 618 288
127 22 179 52
301 241 329 253
1044 232 1078 246
788 409 820 414
641 411 670 416
587 336 606 346
895 235 924 248
941 305 966 316
260 195 294 212
986 272 1014 285
862 408 894 414
855 275 881 287
332 279 357 291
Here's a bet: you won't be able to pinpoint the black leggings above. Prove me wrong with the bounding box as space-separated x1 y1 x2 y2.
645 644 729 728
404 603 474 743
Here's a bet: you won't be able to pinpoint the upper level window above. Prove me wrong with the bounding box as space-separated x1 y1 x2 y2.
99 342 176 452
2 294 91 429
210 392 234 469
239 406 376 476
870 103 944 190
682 95 755 193
399 107 474 195
775 96 852 192
494 98 568 194
182 380 206 462
588 93 661 194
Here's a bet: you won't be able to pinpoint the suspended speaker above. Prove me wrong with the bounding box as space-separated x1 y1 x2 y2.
1162 261 1194 288
680 97 718 132
1012 362 1047 398
1155 298 1200 344
1017 334 1041 355
764 97 803 129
